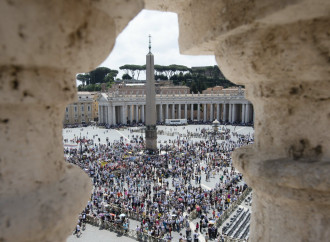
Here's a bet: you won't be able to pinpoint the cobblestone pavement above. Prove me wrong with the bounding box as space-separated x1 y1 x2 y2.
67 223 136 242
63 124 253 146
65 124 254 242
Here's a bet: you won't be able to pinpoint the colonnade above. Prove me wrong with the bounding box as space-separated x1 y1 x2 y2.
98 94 253 125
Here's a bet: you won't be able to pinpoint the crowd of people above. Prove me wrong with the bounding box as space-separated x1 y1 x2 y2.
64 126 254 241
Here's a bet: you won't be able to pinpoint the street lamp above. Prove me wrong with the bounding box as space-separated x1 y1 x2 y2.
79 132 83 160
212 119 220 152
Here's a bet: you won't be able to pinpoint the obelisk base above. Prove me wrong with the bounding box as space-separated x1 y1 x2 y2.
145 125 157 152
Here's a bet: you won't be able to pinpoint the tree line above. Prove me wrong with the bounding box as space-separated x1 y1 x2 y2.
77 67 118 91
77 65 237 92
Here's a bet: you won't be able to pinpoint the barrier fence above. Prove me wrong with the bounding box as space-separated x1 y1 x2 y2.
221 234 249 242
86 215 167 242
215 187 252 228
97 187 251 227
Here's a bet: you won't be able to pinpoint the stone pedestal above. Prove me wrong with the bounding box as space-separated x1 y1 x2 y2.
145 124 157 152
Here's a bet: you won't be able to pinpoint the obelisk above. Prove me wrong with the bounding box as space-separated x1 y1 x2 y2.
145 34 157 152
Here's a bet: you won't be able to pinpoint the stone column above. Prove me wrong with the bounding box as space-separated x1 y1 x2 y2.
125 105 128 124
247 104 251 123
217 103 220 121
131 104 134 123
159 104 163 122
135 105 138 122
191 104 194 121
120 105 124 124
245 104 250 123
104 106 107 123
184 104 188 120
210 103 213 121
223 103 226 122
102 106 105 123
130 104 134 123
98 106 101 124
126 105 130 123
99 106 103 123
141 105 145 123
99 106 101 123
107 105 111 125
166 104 169 120
104 105 110 124
246 104 249 123
228 104 232 123
203 103 207 122
105 105 108 124
197 103 200 121
98 106 101 123
178 104 181 119
103 106 106 123
98 105 102 123
233 104 237 123
242 104 246 123
172 104 175 119
241 103 245 124
112 106 116 125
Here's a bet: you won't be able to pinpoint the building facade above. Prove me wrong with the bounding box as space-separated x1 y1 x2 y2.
63 92 98 125
98 86 253 125
108 82 190 95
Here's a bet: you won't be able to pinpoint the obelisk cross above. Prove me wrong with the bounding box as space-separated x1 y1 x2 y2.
148 34 151 53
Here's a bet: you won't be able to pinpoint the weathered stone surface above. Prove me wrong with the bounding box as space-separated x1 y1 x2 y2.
233 146 330 241
0 0 143 73
0 0 143 241
145 0 330 241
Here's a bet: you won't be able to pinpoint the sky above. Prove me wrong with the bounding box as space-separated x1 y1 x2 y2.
98 9 217 80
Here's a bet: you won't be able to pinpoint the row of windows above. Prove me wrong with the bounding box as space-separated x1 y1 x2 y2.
65 119 93 123
78 96 98 101
66 114 92 118
66 106 92 112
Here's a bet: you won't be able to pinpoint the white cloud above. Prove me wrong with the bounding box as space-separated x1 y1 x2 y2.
99 10 217 79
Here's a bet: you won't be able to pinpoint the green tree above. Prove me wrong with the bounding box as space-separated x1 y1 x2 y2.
89 67 114 84
154 65 165 77
122 73 132 79
155 74 167 80
77 84 84 91
104 70 118 83
76 73 90 86
119 64 144 80
190 82 198 93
